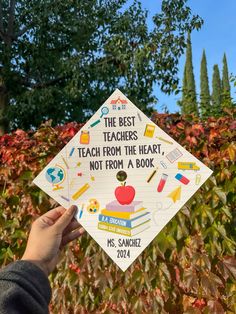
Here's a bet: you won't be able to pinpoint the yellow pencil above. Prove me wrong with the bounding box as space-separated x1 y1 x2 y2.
156 137 173 145
72 183 90 200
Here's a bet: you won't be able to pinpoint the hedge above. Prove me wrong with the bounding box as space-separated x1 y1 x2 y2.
0 112 235 314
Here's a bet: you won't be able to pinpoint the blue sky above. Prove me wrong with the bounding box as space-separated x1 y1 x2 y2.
139 0 236 113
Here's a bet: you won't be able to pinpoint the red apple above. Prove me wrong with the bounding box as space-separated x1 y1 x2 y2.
115 185 135 205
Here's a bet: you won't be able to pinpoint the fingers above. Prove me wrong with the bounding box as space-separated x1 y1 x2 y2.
37 206 66 227
54 205 77 232
62 219 81 236
61 227 85 247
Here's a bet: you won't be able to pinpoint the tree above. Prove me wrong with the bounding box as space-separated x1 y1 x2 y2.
221 53 232 109
212 64 222 116
0 0 203 133
180 62 187 113
180 32 198 115
200 49 210 118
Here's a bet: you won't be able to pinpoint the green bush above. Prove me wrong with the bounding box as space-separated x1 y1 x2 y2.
0 112 235 313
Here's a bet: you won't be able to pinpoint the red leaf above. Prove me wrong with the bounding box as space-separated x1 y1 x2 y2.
192 298 206 310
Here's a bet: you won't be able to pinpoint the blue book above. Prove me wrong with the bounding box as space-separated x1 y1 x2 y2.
98 212 150 228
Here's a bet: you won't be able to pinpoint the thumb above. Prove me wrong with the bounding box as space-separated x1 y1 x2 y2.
54 205 77 232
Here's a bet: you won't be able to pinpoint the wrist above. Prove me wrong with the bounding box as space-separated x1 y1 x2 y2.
21 256 49 277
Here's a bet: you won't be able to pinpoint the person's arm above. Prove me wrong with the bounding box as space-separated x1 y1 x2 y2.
0 260 51 314
0 205 84 314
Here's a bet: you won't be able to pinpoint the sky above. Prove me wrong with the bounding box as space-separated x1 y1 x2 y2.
138 0 236 113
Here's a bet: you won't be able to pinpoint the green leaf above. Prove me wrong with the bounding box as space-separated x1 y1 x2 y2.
213 187 227 204
19 171 33 180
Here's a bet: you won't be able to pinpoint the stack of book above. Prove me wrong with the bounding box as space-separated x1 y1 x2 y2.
98 200 150 237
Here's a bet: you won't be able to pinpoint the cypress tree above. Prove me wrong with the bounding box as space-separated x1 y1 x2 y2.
180 64 188 114
180 33 198 115
221 53 232 108
212 64 222 116
200 49 211 118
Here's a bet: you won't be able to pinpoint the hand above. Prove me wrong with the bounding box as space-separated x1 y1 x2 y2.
22 205 84 276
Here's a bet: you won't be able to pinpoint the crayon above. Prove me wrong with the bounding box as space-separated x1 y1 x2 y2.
69 147 75 157
90 119 101 128
72 183 90 200
79 204 84 219
60 195 69 202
